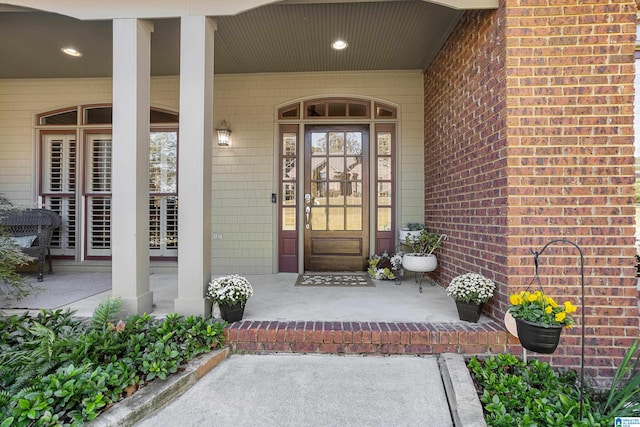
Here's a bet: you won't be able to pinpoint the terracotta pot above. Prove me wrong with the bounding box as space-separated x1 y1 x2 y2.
455 301 483 323
515 318 563 354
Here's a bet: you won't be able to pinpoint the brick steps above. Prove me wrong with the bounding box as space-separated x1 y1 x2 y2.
225 319 513 355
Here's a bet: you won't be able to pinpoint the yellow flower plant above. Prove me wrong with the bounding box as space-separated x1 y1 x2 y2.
508 290 576 328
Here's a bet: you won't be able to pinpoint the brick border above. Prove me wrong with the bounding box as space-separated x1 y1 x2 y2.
224 320 515 355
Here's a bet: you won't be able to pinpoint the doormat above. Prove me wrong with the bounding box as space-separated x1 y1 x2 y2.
295 273 375 287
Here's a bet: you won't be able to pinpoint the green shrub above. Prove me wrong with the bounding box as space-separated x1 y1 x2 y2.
0 298 226 425
597 338 640 420
468 354 594 426
469 340 640 426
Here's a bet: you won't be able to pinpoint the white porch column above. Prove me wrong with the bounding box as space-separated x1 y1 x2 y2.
174 16 216 316
111 18 153 315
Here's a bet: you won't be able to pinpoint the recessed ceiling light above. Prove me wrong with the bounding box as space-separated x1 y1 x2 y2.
61 47 82 57
331 40 348 50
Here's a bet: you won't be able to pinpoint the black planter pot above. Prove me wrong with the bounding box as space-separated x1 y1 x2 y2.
219 302 245 323
455 301 483 323
515 318 563 354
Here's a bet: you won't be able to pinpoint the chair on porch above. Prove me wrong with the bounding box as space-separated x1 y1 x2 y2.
1 208 61 281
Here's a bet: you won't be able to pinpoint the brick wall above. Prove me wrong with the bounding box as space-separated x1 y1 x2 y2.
424 0 639 377
424 8 509 308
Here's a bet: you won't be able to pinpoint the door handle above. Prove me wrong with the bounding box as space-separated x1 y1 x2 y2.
305 206 311 229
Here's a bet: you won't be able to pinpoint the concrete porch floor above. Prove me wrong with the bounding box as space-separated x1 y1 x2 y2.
3 271 496 323
4 270 512 358
23 271 488 323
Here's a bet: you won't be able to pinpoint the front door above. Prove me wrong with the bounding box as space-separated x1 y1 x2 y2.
304 125 369 271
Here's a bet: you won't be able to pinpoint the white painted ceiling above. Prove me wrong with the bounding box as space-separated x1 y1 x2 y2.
0 1 464 78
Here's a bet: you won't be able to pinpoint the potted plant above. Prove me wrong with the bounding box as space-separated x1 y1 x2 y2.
398 222 424 243
508 290 577 354
401 229 446 273
206 274 254 322
446 273 496 322
367 251 404 283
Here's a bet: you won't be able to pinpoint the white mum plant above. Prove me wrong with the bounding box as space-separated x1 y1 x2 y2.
206 275 254 306
446 273 496 304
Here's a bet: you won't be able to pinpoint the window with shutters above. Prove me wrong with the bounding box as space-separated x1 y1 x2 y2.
41 132 77 256
38 105 179 260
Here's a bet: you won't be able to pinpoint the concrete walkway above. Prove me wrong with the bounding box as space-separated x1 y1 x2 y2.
91 351 486 427
137 354 452 427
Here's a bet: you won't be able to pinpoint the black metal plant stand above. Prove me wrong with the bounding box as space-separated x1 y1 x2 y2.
529 239 586 419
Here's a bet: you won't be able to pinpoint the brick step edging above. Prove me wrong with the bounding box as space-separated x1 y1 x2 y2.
224 320 512 355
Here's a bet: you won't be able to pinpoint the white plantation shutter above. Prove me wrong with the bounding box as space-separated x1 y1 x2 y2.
41 134 76 256
86 134 112 256
38 107 179 261
87 136 112 193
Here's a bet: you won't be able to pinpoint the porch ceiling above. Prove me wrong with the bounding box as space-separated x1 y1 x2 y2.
0 1 463 78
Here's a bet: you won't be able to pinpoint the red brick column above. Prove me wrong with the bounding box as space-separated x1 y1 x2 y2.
424 0 639 377
504 0 638 377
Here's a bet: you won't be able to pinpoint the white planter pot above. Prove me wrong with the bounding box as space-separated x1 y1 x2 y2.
402 254 437 272
398 228 423 243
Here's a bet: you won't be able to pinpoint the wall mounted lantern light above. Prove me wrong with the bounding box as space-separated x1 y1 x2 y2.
216 119 232 146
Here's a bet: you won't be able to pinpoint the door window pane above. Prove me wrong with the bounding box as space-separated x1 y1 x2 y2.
282 207 296 231
346 207 362 230
378 157 391 181
346 132 363 155
283 183 296 206
311 133 327 154
346 157 362 180
328 132 344 155
306 103 325 117
377 132 392 155
328 182 344 205
377 207 392 231
283 133 297 155
311 157 327 180
283 158 296 180
328 207 344 230
329 157 344 179
328 102 346 117
348 103 368 117
311 182 327 204
311 207 327 230
378 183 391 205
375 103 397 119
346 185 362 206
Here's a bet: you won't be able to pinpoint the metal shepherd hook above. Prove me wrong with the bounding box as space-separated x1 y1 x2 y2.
529 239 585 419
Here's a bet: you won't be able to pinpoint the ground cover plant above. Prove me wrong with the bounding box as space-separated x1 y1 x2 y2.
0 298 226 426
468 339 640 426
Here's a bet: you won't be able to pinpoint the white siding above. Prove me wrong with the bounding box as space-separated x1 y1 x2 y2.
0 71 424 274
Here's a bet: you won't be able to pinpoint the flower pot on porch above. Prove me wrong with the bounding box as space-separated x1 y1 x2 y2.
401 254 437 272
398 228 423 243
515 318 563 354
219 302 246 323
455 301 483 323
